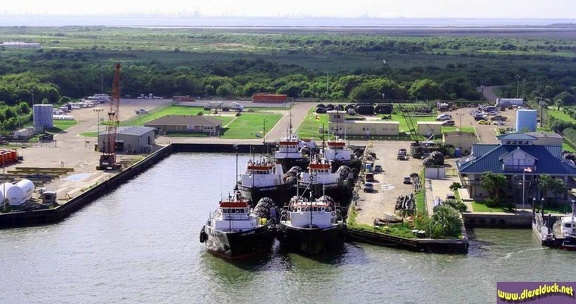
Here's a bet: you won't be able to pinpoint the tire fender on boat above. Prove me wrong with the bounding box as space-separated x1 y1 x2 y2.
199 226 208 243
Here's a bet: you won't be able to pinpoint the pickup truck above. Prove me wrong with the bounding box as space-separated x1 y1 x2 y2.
397 149 408 160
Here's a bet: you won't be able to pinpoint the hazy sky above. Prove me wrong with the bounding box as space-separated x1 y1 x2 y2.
2 0 576 19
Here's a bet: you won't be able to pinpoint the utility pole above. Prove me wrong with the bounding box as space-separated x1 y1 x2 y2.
516 75 520 98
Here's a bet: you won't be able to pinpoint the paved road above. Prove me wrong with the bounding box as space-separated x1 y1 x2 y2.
266 102 315 140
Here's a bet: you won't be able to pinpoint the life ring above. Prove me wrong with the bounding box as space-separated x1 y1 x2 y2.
479 218 486 224
490 218 496 224
331 211 336 217
499 219 505 225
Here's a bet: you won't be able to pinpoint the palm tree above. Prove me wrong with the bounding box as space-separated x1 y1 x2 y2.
537 174 555 200
550 178 567 200
480 171 507 200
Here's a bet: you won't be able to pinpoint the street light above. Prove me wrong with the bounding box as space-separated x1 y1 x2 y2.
94 108 103 151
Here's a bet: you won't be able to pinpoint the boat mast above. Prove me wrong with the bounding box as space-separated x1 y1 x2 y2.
234 145 239 191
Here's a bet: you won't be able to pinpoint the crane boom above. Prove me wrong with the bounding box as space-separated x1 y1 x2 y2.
98 63 122 170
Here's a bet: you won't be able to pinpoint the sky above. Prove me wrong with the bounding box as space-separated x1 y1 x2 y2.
1 0 576 19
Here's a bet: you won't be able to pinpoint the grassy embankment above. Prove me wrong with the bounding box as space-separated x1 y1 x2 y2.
79 105 283 139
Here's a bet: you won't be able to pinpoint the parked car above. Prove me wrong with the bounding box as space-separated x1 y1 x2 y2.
478 120 490 125
442 120 455 126
403 176 412 184
363 183 374 193
397 149 408 160
366 173 375 182
374 165 383 172
435 114 452 121
315 107 327 114
490 115 507 121
446 194 456 200
474 114 487 121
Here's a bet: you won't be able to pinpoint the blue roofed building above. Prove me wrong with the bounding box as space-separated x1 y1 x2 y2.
456 133 576 203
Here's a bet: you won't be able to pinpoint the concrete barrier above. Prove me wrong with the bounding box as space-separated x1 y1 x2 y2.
462 212 532 228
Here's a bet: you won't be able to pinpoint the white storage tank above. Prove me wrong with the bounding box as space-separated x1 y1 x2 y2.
516 109 538 132
7 179 34 206
0 182 13 202
33 104 54 132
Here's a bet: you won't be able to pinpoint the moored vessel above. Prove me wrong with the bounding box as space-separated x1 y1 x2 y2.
199 191 274 260
321 137 362 172
555 215 576 251
297 157 354 204
237 158 298 206
277 194 345 255
273 133 316 171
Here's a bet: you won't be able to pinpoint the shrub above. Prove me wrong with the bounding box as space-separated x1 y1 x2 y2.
444 199 468 213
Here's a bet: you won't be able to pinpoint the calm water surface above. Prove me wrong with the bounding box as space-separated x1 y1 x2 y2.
0 154 573 304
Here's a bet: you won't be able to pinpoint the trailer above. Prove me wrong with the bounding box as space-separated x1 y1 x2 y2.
495 98 524 107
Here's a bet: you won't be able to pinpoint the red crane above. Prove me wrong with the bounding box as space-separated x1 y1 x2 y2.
97 63 122 170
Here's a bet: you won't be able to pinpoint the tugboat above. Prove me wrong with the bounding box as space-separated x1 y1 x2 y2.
237 158 298 206
199 191 275 260
273 133 315 171
297 157 354 204
277 194 345 255
320 137 361 172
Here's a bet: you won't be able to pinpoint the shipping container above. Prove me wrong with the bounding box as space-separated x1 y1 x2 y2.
252 93 288 103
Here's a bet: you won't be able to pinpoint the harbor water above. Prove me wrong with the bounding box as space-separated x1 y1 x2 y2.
0 153 573 304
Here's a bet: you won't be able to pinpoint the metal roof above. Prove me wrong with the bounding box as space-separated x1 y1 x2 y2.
116 126 156 136
459 144 576 175
496 133 537 141
525 131 563 139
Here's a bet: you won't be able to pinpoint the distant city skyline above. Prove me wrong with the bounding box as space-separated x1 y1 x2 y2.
2 0 576 19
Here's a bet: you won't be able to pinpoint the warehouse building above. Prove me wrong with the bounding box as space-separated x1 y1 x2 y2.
144 115 221 136
97 126 156 154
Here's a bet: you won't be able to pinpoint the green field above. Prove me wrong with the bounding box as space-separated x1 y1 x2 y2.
83 105 285 139
48 120 79 133
220 112 283 139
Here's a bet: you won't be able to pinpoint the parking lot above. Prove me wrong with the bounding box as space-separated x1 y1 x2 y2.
436 104 519 144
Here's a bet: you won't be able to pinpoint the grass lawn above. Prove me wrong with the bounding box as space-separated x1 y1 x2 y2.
297 109 329 139
346 207 416 239
220 112 283 139
563 143 576 153
547 108 576 124
100 105 285 139
442 126 476 133
471 202 510 213
415 189 426 214
47 120 79 133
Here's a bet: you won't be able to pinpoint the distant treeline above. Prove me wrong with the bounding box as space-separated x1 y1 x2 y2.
1 27 576 107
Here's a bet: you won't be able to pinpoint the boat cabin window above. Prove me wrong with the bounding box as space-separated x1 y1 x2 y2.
222 208 246 213
565 223 573 228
